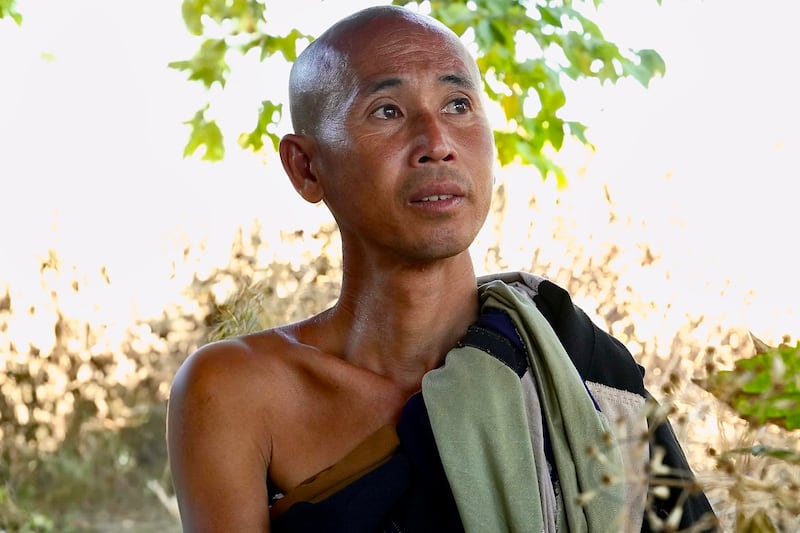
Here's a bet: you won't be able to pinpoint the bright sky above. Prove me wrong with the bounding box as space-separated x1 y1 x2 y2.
1 0 798 347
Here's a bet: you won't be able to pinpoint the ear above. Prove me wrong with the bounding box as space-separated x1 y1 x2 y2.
279 133 324 204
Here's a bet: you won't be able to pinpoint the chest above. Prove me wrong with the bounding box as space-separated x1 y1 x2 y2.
267 369 408 494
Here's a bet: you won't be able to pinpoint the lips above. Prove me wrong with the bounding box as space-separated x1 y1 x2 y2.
408 181 466 204
408 188 464 214
418 194 455 202
402 166 470 209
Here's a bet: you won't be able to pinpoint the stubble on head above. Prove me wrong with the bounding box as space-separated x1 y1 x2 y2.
288 42 352 147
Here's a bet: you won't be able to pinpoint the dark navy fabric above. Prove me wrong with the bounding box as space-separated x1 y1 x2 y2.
271 392 463 533
386 393 463 533
475 307 526 352
271 454 411 532
461 315 528 377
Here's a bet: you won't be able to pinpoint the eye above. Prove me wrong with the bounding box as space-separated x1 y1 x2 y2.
371 104 402 120
443 97 471 114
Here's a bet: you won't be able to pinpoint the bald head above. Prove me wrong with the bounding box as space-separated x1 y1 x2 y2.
287 6 477 141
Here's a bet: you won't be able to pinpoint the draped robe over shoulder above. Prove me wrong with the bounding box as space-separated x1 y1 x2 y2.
268 273 716 533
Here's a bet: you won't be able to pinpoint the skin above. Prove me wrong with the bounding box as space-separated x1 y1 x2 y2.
167 6 495 532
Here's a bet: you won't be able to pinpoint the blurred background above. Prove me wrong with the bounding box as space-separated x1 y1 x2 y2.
1 0 798 530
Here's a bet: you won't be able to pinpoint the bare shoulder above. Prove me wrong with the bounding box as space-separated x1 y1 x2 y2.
166 327 303 532
167 326 307 459
170 329 295 404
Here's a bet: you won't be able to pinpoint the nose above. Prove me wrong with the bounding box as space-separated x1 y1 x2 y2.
409 112 455 166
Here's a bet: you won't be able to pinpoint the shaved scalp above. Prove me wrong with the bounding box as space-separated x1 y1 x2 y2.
287 6 471 141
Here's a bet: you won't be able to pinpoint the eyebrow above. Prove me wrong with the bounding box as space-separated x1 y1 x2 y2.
439 73 475 91
363 73 476 95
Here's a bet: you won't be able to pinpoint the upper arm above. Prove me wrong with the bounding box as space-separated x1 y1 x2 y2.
167 340 272 532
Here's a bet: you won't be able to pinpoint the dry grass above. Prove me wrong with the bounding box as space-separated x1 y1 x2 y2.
1 169 797 531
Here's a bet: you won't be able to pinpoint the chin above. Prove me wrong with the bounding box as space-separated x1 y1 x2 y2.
407 234 475 263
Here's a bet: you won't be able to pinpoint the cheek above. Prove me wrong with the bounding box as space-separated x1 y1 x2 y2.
480 124 496 159
460 122 495 159
472 130 496 181
350 128 398 153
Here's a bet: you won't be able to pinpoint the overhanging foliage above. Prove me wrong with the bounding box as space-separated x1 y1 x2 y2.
0 0 23 25
170 0 665 185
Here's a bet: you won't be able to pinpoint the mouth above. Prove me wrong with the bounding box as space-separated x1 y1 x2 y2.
418 194 455 202
406 174 467 209
408 192 463 214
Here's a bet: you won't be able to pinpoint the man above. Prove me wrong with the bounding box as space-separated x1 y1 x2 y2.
167 6 716 532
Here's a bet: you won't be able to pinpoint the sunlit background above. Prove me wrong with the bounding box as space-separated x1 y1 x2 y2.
1 0 798 529
3 0 796 343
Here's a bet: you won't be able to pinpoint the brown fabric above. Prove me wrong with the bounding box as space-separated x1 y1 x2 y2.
269 424 401 519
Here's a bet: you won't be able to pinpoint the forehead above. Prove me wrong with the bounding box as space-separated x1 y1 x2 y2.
343 16 478 90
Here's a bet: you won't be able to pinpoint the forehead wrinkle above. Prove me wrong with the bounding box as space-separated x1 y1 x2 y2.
357 71 475 101
346 15 482 93
367 25 461 64
372 71 475 91
354 41 479 96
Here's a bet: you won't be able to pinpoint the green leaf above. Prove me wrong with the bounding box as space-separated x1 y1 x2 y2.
622 49 666 87
255 29 307 62
573 9 603 40
494 132 567 186
423 2 473 36
168 38 229 89
566 121 591 147
494 131 517 166
560 31 594 79
180 0 265 35
545 116 565 151
538 83 566 113
180 0 204 35
474 19 495 50
499 93 523 120
698 340 800 430
638 48 667 83
0 0 22 25
183 105 225 161
523 147 568 188
537 5 563 28
238 100 282 153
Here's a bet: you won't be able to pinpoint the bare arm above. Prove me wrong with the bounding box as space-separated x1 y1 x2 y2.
167 340 272 532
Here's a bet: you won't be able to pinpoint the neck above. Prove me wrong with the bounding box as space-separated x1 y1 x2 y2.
327 251 479 395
